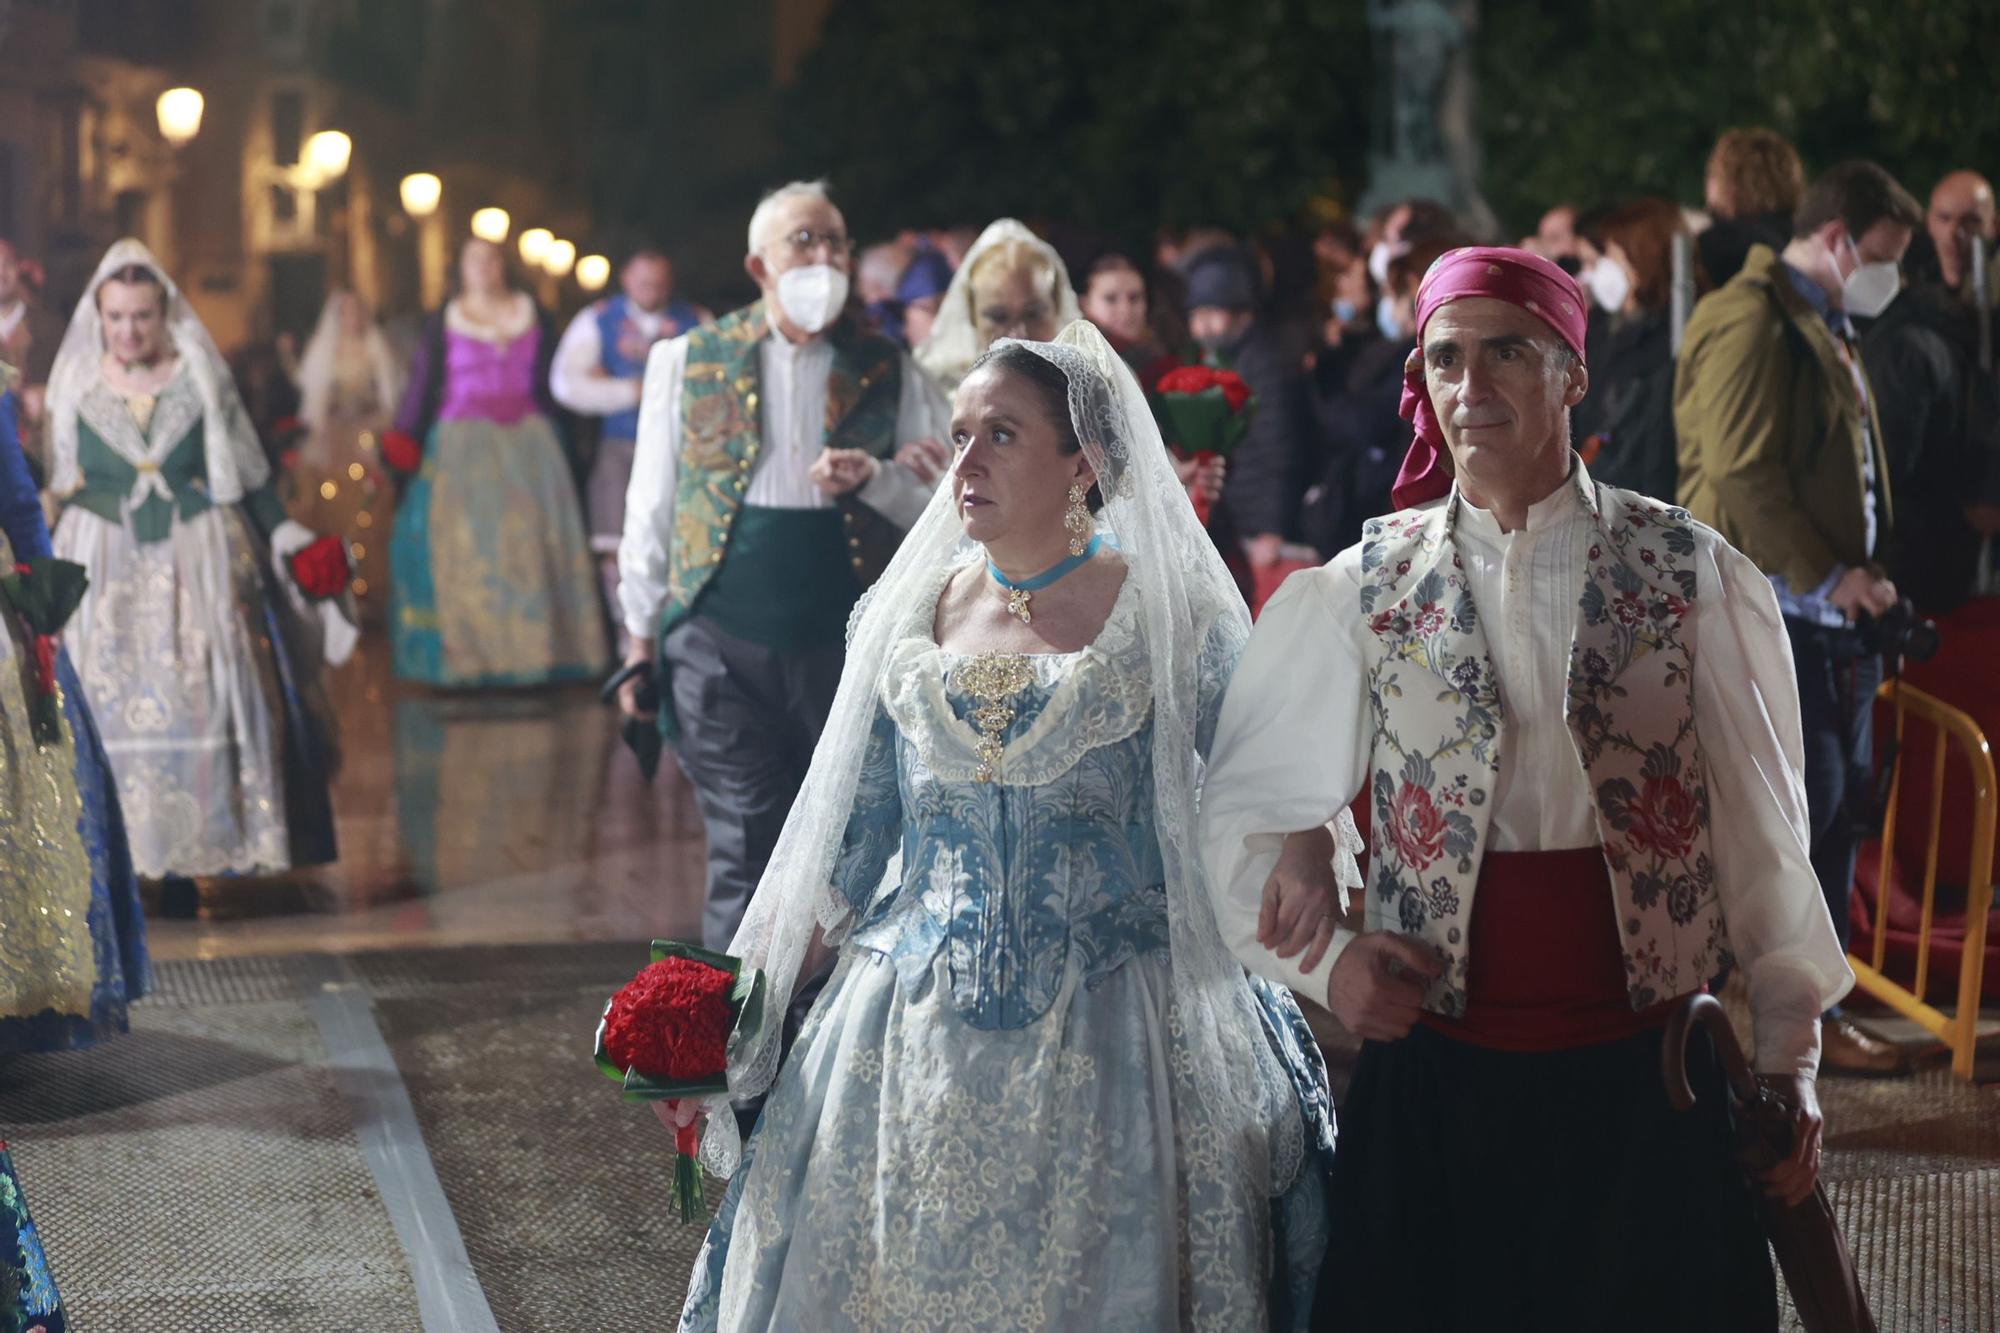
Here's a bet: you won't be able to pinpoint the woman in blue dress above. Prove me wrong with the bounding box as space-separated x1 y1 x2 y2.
670 321 1361 1331
0 366 147 1058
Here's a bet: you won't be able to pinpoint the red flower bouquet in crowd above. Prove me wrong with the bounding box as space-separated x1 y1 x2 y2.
0 558 87 745
593 940 766 1222
288 535 352 601
380 428 424 474
1153 366 1254 526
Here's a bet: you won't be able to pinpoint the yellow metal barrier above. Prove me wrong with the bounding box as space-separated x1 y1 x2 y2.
1851 679 1996 1079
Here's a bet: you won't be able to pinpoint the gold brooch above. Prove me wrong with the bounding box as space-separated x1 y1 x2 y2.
956 652 1033 783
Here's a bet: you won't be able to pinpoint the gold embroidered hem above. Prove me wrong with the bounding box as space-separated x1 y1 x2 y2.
0 534 94 1023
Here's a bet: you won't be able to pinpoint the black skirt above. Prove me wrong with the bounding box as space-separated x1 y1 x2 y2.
1316 1023 1776 1333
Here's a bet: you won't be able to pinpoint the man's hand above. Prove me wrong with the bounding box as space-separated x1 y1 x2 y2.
1244 532 1285 569
1827 567 1898 619
617 640 656 721
1257 826 1343 971
1756 1073 1825 1209
811 447 879 497
895 437 952 486
1325 932 1446 1041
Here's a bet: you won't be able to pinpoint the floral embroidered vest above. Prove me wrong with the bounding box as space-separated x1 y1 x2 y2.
662 301 904 636
1357 473 1731 1017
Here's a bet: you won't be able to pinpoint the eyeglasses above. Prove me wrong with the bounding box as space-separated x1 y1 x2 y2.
777 227 853 258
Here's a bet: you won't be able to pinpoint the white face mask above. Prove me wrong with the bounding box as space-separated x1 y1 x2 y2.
1839 234 1900 319
774 263 849 334
1587 257 1631 314
1368 240 1395 286
1376 293 1407 340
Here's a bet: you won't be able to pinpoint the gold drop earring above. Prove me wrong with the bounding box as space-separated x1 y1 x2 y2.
1064 482 1091 557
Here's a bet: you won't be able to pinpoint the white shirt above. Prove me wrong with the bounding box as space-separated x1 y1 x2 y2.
0 300 24 343
617 317 950 640
1198 472 1851 1077
549 300 675 418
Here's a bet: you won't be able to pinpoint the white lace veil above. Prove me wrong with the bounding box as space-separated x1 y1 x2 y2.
45 238 267 505
295 290 404 433
707 319 1342 1317
912 218 1082 395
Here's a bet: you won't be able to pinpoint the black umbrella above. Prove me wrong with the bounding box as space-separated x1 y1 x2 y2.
601 659 663 781
1661 993 1878 1333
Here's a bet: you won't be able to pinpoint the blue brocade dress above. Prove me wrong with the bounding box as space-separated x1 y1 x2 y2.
677 577 1334 1332
0 387 148 1057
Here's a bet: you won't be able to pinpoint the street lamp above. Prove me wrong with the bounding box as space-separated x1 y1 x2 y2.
518 227 553 266
399 173 442 218
303 130 352 185
470 208 511 244
542 238 576 278
575 254 611 292
156 87 204 147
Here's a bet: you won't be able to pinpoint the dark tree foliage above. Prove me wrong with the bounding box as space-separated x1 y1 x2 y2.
1477 0 2000 234
778 0 1372 247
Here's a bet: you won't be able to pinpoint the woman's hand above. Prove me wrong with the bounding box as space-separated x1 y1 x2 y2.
653 1097 705 1140
1258 825 1344 971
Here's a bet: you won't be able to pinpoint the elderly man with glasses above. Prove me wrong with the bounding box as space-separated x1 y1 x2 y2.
618 179 948 948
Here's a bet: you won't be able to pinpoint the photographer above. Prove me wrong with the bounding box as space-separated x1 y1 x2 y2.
1676 161 1923 1076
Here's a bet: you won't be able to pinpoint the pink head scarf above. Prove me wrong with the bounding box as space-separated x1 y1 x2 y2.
1390 246 1589 509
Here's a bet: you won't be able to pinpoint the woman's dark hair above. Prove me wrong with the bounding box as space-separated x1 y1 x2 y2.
1082 251 1144 300
95 263 167 312
966 340 1107 512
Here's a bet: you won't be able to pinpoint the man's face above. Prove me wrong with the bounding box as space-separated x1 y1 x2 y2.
1187 306 1253 348
623 255 673 311
1537 207 1579 260
748 195 852 298
1835 218 1915 281
1927 174 1996 288
1421 297 1585 499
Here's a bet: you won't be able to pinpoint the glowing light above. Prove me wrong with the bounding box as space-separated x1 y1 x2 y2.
319 481 337 500
304 130 352 183
356 512 373 529
542 238 576 277
157 88 204 146
470 208 511 244
350 543 366 560
575 254 611 291
518 228 553 266
346 462 365 480
399 173 442 218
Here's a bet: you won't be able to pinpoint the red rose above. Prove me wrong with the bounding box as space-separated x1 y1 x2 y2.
381 429 424 474
289 535 352 601
1155 366 1218 395
1211 369 1252 412
602 956 736 1082
1138 353 1183 392
1628 775 1701 861
1386 780 1448 871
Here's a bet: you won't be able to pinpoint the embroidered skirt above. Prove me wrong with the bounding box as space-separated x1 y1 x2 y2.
388 412 604 687
51 505 333 878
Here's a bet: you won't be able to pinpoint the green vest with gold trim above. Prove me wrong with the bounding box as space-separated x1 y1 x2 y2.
656 303 905 731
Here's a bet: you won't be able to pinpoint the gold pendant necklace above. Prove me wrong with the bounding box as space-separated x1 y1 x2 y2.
988 534 1101 627
956 652 1034 783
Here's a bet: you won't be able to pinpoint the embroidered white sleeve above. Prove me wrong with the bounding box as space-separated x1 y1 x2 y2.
550 304 643 417
1694 530 1853 1077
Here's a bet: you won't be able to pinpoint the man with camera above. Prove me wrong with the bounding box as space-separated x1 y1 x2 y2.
1676 161 1922 1075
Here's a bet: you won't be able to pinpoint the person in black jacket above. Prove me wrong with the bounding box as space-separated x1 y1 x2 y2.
1573 199 1705 503
1861 269 2000 613
1182 245 1316 590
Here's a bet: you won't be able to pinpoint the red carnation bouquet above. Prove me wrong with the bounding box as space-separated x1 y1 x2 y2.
380 429 424 475
288 535 352 601
0 558 88 745
1153 366 1254 526
593 940 766 1221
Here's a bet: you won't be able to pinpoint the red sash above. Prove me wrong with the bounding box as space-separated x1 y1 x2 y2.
1421 846 1688 1051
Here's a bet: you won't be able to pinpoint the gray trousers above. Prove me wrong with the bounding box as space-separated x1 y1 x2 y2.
663 615 845 949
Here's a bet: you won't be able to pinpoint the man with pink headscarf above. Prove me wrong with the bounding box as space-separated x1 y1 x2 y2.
1200 247 1852 1329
